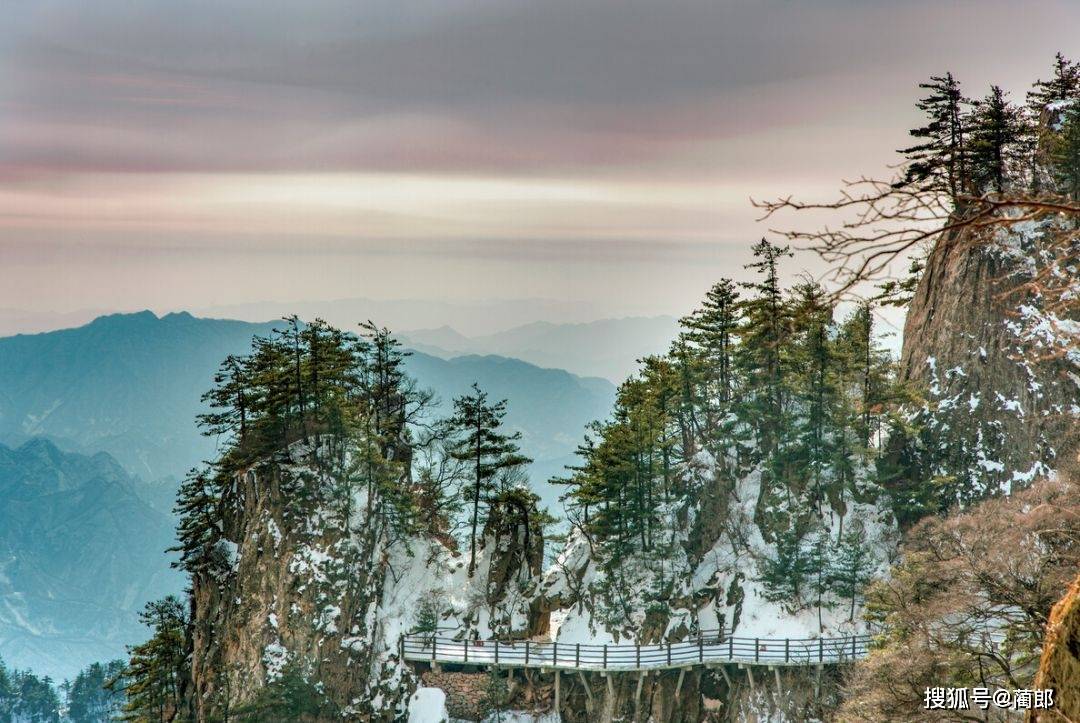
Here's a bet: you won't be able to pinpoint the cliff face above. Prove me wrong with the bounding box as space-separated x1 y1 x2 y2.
898 101 1080 500
896 215 1079 505
189 443 414 720
188 439 547 721
536 452 890 723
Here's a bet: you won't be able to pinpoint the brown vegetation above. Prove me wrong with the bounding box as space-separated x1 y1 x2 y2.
838 474 1080 721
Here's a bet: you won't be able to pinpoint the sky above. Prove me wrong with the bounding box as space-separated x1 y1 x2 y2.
2 0 1078 327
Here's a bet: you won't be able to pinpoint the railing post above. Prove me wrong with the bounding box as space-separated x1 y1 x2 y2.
755 638 759 663
698 635 703 663
603 644 607 668
785 639 789 663
495 640 499 666
525 640 530 665
728 635 733 660
553 641 558 667
432 636 436 662
818 638 823 663
667 641 672 666
576 643 581 668
464 638 468 664
636 644 640 668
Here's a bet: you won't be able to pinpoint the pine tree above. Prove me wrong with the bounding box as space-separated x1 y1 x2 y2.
171 470 223 577
899 72 970 201
623 377 661 551
357 321 412 450
1051 106 1080 201
758 524 810 605
872 254 926 310
667 337 704 454
446 384 532 576
354 322 432 542
738 239 793 457
787 281 838 512
0 660 12 721
117 597 189 722
198 355 252 447
808 530 833 632
1027 52 1080 117
301 319 357 434
837 302 892 448
414 590 445 635
829 521 877 621
246 332 293 451
68 661 126 723
485 667 511 721
0 660 62 723
640 356 681 499
969 85 1025 194
280 315 307 440
680 278 741 423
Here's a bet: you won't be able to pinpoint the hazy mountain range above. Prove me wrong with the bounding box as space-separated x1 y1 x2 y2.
400 316 679 382
0 310 621 678
0 438 183 681
0 312 280 481
190 297 672 338
0 311 616 485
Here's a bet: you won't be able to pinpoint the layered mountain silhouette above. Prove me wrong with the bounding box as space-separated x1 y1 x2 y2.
0 439 183 681
0 311 616 487
401 316 679 382
0 311 618 678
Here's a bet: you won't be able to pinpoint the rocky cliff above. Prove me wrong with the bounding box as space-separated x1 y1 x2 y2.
893 213 1080 513
189 441 413 719
187 438 547 720
897 98 1080 507
533 450 891 722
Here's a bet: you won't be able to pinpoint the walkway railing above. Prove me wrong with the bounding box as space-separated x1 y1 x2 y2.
401 629 870 670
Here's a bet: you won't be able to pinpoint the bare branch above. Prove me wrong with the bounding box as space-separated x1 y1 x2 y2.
753 167 1080 299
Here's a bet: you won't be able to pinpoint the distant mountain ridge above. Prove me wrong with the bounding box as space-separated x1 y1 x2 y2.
0 311 616 503
191 296 664 338
401 315 680 381
0 312 621 679
0 311 281 479
0 438 183 681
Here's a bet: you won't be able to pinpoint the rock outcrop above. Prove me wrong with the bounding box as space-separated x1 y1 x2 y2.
894 215 1079 512
189 444 413 720
1031 573 1080 721
187 439 549 721
532 447 889 723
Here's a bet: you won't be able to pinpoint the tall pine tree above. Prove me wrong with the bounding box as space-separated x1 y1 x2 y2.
1027 52 1080 117
969 85 1025 194
899 72 970 202
447 384 532 576
117 597 189 722
1051 106 1080 202
680 278 741 419
737 238 793 457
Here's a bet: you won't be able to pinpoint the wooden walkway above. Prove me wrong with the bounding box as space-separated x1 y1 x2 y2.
400 629 870 671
